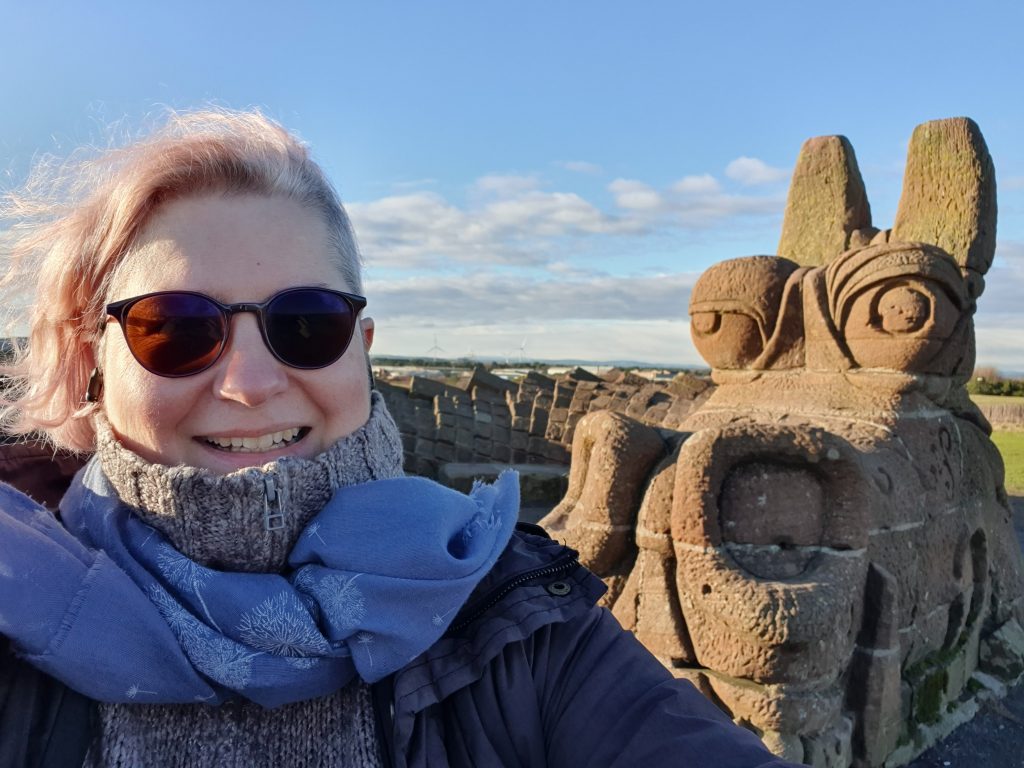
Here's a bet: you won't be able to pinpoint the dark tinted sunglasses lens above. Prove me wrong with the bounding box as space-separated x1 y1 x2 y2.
122 294 225 376
265 289 355 368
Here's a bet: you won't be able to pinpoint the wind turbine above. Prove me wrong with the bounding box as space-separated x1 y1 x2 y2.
517 337 527 366
427 334 445 365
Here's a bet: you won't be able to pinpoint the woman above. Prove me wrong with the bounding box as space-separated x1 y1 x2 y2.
0 110 798 767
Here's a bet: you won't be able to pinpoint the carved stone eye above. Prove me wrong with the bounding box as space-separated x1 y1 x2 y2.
691 311 722 336
690 312 764 369
876 285 930 334
826 243 967 373
843 278 960 371
688 255 800 371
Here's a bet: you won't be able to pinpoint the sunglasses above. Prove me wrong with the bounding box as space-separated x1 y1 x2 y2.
105 287 367 378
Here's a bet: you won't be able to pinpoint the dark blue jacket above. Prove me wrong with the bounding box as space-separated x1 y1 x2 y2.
1 524 800 767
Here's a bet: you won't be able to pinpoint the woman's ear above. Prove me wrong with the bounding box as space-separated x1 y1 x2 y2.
360 317 375 352
84 336 105 403
84 367 104 403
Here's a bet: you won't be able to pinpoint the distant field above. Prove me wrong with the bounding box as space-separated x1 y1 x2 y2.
993 430 1024 494
972 394 1024 405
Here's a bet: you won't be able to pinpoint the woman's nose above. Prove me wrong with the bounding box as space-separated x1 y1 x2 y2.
212 314 289 407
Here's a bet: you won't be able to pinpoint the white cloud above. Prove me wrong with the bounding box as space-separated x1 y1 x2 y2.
725 156 790 186
483 191 630 236
366 270 699 324
350 169 785 276
608 178 664 211
667 190 783 227
369 284 703 364
546 261 610 278
671 174 721 195
349 186 638 268
558 160 603 175
607 175 783 227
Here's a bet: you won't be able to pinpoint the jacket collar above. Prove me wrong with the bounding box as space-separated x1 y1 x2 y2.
388 525 605 716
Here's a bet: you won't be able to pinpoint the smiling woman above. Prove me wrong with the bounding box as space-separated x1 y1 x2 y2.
0 109 799 767
99 194 373 473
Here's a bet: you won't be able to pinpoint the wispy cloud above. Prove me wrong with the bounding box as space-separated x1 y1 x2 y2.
608 178 662 211
349 189 634 268
671 174 721 195
367 269 703 364
351 164 786 364
725 156 790 186
367 270 699 324
607 174 783 226
350 161 787 270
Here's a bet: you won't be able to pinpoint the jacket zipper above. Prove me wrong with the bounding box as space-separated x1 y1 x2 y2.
446 552 579 635
262 475 286 531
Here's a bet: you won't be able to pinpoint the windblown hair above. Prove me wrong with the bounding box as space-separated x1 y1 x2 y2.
0 109 363 452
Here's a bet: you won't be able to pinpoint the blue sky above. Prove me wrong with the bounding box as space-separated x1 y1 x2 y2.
3 2 1023 368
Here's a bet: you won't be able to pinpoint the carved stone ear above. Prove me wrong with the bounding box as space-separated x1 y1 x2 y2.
777 135 873 267
891 117 996 283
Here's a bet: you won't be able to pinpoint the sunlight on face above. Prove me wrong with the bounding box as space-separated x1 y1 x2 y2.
101 194 374 473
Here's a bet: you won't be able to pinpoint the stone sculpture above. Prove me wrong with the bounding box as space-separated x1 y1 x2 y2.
541 118 1024 767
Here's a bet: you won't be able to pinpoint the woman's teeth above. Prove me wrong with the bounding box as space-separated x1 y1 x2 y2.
204 428 303 453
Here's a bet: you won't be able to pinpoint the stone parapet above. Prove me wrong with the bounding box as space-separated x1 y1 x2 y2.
376 367 711 481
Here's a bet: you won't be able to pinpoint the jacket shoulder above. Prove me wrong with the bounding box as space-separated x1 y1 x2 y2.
457 522 605 620
0 440 86 511
390 524 606 716
0 639 95 768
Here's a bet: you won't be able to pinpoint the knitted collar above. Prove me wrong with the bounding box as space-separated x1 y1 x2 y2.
95 391 404 572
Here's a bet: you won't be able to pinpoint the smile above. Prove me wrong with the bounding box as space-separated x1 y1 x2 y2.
201 427 308 453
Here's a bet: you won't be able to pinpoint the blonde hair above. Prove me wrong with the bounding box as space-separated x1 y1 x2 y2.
0 109 363 452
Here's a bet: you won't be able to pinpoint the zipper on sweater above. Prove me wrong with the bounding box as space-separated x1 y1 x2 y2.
262 475 286 531
447 552 579 635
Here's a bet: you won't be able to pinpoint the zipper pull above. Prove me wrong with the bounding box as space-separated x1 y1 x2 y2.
263 475 286 532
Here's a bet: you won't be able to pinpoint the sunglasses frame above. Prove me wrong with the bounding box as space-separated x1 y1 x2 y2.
105 287 368 378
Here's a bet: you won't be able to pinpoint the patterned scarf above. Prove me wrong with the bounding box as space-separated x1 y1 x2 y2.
4 463 518 709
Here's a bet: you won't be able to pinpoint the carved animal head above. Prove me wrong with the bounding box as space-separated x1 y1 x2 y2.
547 119 1024 767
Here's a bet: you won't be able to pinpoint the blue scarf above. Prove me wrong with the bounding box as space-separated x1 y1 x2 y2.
2 461 518 709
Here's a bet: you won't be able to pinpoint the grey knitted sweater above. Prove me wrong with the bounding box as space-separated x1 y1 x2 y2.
85 392 403 767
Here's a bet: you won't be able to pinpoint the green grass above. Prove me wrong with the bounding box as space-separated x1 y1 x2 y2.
992 430 1024 494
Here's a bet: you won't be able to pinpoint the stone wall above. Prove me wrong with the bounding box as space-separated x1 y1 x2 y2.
375 364 711 479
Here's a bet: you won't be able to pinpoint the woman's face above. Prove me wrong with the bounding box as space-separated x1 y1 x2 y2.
100 193 374 473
